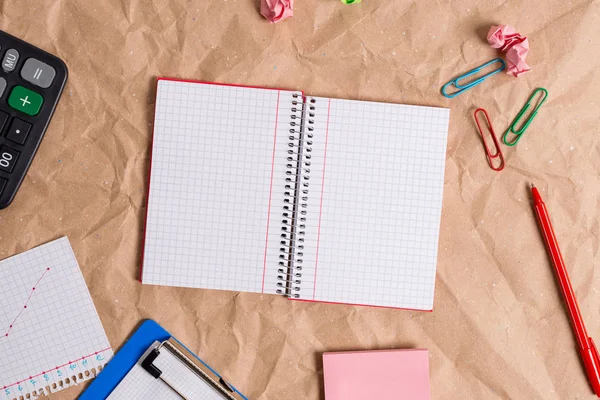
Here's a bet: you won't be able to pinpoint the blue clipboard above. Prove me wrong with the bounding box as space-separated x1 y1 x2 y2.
80 319 247 399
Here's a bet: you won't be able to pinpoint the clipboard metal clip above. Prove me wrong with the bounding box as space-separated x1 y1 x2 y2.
140 339 242 400
441 58 506 98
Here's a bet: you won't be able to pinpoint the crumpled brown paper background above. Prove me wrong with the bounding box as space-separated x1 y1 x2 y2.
1 0 600 399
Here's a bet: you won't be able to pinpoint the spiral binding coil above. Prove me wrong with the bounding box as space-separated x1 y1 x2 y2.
276 95 315 298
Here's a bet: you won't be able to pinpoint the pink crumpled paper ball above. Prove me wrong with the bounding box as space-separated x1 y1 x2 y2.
261 0 294 23
505 38 530 77
487 24 531 77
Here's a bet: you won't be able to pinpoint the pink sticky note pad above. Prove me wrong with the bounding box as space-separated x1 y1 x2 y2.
323 349 431 400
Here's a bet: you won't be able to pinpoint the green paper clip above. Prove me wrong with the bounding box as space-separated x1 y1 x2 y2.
503 88 548 146
341 0 362 4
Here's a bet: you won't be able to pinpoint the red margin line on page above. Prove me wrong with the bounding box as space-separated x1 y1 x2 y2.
293 298 433 312
2 347 113 389
262 90 281 293
312 98 331 300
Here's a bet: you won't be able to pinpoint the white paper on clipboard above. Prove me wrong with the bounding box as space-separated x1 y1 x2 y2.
107 341 233 400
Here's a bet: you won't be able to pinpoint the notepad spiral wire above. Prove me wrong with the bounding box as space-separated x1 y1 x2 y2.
277 95 315 298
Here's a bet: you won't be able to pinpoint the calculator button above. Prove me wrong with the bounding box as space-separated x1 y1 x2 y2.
6 118 31 145
0 177 7 195
0 111 8 131
2 49 19 72
21 58 55 88
0 146 19 173
0 77 6 97
8 86 43 116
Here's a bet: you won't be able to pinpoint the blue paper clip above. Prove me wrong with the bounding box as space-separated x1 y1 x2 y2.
441 58 506 98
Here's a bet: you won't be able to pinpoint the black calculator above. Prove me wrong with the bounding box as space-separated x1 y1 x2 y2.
0 30 67 209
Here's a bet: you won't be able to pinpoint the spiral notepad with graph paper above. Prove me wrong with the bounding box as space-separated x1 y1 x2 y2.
0 237 112 399
141 78 450 310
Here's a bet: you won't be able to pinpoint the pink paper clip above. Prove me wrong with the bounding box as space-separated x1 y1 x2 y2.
474 108 504 171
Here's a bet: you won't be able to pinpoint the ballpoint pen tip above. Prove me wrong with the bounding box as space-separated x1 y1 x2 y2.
531 183 535 188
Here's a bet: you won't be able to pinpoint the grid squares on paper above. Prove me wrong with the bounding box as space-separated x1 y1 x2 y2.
0 237 112 398
107 361 182 400
107 344 226 400
298 97 450 310
143 79 300 295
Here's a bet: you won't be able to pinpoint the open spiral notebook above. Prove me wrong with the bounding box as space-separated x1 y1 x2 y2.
141 78 450 310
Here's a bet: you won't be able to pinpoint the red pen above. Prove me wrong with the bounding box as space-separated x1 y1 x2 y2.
532 184 600 396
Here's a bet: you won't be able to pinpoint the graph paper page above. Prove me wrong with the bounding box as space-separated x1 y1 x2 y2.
0 237 113 399
108 342 226 400
142 79 301 295
297 97 449 310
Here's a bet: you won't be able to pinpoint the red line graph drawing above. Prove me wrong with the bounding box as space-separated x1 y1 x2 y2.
1 267 50 338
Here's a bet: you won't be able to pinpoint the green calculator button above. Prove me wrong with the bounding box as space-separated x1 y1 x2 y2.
8 86 43 116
